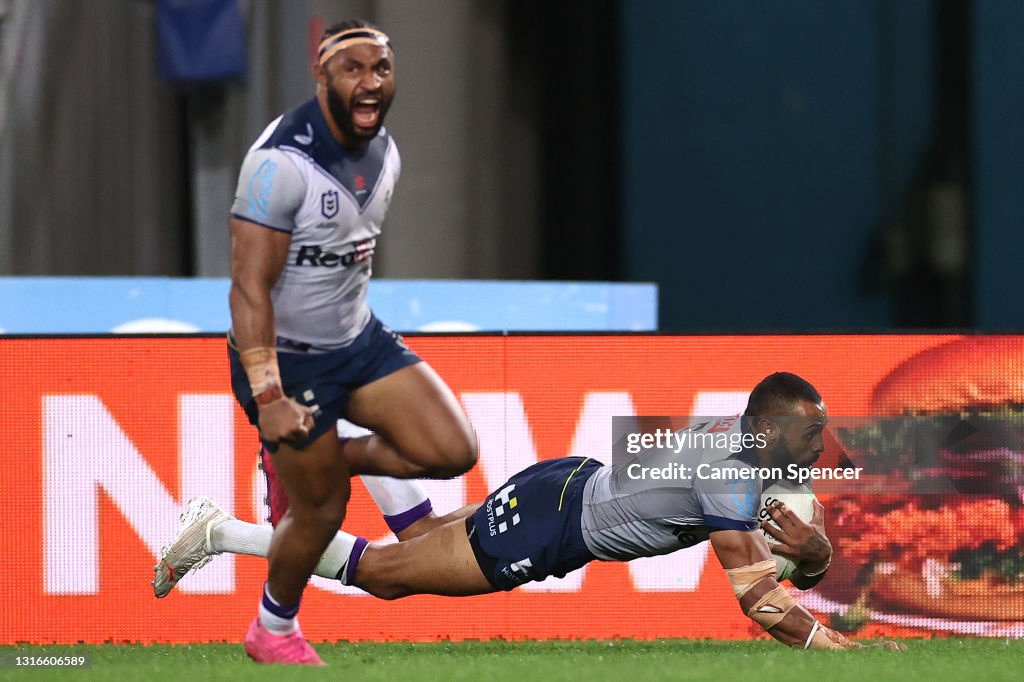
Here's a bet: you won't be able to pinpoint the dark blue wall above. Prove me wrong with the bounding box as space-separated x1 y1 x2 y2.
621 2 933 330
973 0 1024 329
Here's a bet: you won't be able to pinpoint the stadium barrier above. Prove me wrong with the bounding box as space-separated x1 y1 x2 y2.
0 278 657 333
2 334 1022 643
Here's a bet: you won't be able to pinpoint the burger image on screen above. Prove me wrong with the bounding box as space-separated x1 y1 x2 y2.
828 337 1024 621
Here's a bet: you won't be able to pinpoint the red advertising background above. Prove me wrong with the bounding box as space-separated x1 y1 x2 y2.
2 334 1022 644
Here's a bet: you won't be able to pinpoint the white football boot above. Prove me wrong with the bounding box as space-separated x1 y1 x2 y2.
152 497 228 598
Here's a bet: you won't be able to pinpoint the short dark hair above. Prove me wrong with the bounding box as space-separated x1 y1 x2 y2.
321 19 383 43
744 372 822 417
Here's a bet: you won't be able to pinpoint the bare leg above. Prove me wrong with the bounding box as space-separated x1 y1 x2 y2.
341 437 433 478
354 517 494 599
209 504 481 561
261 439 458 545
343 363 478 478
209 504 480 563
394 504 480 541
266 430 350 605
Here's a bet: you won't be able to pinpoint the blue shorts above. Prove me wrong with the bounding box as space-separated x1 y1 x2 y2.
228 314 421 451
467 457 602 591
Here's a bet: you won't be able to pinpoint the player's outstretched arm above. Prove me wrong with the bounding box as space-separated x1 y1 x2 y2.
709 529 903 651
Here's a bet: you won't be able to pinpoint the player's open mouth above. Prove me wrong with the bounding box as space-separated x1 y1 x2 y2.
353 97 380 129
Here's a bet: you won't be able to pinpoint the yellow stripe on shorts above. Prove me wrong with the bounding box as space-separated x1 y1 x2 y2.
557 457 592 512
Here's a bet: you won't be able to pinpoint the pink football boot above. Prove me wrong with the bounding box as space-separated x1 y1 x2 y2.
243 618 325 666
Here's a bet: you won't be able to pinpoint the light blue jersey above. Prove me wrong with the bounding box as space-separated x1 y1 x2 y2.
231 98 400 352
580 418 763 562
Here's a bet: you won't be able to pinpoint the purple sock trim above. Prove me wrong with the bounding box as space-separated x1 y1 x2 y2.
384 499 433 534
345 537 369 585
262 583 300 619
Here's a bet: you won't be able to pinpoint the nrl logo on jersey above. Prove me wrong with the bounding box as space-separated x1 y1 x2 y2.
321 190 339 219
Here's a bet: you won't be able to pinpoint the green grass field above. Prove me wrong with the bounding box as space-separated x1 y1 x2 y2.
2 639 1022 682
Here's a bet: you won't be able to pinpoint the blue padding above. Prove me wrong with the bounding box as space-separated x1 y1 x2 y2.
157 0 247 82
0 278 658 334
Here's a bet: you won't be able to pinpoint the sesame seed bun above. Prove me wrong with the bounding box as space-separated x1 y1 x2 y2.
871 337 1024 415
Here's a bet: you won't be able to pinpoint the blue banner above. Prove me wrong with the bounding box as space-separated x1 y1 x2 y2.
0 278 657 334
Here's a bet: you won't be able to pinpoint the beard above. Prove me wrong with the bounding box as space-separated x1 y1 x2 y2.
768 438 791 470
769 436 821 472
326 85 392 144
768 436 803 470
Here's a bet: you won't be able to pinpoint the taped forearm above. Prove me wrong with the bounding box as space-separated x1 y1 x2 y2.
725 560 854 650
757 596 853 649
802 621 858 650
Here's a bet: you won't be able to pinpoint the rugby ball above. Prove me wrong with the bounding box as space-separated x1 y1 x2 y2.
758 480 817 581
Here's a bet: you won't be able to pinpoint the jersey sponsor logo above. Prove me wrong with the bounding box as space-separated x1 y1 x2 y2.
321 190 339 218
499 557 534 585
293 122 314 145
486 484 521 535
294 239 376 268
247 159 278 221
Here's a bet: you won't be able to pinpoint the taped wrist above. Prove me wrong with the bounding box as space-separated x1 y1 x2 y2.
726 561 798 632
240 346 282 400
726 560 828 648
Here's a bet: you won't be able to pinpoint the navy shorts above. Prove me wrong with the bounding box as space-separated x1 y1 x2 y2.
467 457 602 591
228 314 421 451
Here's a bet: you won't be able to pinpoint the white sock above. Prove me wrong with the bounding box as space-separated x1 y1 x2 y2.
210 517 365 585
208 519 272 556
339 418 433 532
361 476 430 516
314 531 367 583
259 584 299 635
